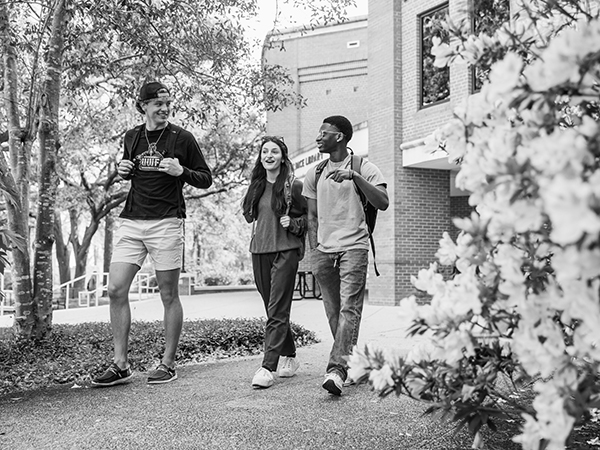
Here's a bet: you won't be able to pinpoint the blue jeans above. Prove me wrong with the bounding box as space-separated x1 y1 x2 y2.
312 248 369 381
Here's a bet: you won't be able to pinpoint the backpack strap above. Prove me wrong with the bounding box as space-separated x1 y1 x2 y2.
314 159 329 186
284 174 294 215
127 126 144 161
165 123 183 158
350 155 380 277
164 123 185 218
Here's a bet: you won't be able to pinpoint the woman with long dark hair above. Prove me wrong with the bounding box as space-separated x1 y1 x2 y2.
242 136 307 389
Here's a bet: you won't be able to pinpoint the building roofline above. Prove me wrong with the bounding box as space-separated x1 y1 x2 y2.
265 15 367 42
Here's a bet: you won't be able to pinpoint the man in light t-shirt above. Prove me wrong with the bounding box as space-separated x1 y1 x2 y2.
302 115 389 396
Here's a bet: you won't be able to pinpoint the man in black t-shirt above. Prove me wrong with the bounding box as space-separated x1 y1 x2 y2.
92 82 212 387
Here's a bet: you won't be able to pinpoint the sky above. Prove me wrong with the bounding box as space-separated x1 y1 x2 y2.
245 0 368 59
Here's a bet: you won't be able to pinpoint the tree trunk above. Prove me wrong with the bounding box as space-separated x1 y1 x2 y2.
31 0 67 339
54 213 71 285
73 224 98 283
0 4 34 336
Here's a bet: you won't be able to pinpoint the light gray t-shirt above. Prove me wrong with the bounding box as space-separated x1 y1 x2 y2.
302 155 386 253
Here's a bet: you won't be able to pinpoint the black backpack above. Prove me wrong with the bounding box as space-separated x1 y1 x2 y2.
314 155 380 276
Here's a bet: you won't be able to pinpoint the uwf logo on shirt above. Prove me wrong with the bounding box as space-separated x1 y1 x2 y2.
138 153 163 171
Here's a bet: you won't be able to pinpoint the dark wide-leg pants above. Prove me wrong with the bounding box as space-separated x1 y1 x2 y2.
252 249 299 372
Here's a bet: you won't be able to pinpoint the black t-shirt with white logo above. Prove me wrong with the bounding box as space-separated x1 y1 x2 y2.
119 124 212 220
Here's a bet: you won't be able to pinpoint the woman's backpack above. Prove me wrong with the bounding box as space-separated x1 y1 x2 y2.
284 175 306 261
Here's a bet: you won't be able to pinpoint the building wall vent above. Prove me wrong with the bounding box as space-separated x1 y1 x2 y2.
347 40 360 48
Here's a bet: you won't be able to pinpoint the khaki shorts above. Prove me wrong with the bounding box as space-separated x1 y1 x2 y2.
111 218 183 271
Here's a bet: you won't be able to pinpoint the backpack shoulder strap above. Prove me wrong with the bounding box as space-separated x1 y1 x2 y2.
351 155 367 205
351 155 381 276
126 125 144 160
314 159 329 185
284 174 295 215
165 123 183 158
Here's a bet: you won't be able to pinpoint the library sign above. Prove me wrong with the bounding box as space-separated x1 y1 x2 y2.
293 150 325 177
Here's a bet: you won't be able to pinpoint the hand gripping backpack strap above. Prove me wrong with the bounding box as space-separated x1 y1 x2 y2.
351 155 380 277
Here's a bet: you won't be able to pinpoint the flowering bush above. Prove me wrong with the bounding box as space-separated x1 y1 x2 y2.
349 1 600 449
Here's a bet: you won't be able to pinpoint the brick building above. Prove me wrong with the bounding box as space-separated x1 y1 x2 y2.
263 1 478 305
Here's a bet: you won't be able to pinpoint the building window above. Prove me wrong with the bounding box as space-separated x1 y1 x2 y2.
472 0 510 92
420 4 450 107
326 89 331 95
347 40 360 48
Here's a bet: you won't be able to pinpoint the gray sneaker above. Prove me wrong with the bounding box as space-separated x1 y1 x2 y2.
147 364 177 384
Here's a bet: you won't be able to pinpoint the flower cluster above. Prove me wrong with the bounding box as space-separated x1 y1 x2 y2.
350 1 600 449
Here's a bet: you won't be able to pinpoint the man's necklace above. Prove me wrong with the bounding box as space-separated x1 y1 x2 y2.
145 123 168 154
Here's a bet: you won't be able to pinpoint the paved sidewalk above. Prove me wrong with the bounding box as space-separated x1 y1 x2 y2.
0 290 473 450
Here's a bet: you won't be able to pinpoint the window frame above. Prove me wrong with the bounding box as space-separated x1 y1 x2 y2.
418 2 451 109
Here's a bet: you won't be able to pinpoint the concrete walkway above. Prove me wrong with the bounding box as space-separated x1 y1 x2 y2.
0 290 475 450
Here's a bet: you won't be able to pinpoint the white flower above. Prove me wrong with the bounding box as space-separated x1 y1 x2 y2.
513 307 569 378
445 269 482 316
527 375 577 448
369 364 395 392
518 128 590 177
405 340 436 364
440 328 475 366
485 52 524 101
398 295 422 324
431 36 455 68
347 345 373 383
436 232 458 265
411 263 444 296
552 246 600 286
524 19 600 92
540 175 600 245
461 384 477 401
513 414 544 449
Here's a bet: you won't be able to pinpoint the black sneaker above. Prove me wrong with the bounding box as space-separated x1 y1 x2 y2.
91 362 132 387
147 364 177 384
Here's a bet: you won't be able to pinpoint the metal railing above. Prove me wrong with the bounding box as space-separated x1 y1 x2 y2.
53 271 160 310
0 270 195 313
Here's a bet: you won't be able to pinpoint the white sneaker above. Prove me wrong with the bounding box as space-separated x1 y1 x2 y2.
322 372 343 396
278 356 300 378
252 367 274 389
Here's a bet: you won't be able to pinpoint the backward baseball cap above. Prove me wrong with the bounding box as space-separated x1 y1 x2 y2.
135 81 171 113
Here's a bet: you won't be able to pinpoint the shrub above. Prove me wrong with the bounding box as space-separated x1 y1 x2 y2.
0 318 318 395
350 2 600 449
237 271 254 285
203 274 231 286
